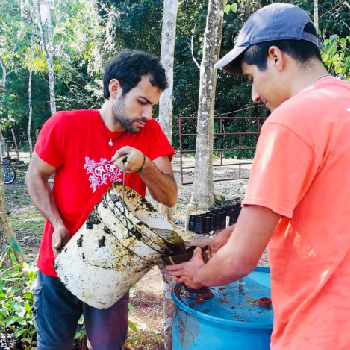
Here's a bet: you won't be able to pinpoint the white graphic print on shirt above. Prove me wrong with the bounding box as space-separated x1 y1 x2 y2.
84 157 123 192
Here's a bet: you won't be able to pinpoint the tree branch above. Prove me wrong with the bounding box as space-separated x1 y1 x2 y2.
190 24 200 69
6 30 22 71
0 57 6 90
36 0 49 60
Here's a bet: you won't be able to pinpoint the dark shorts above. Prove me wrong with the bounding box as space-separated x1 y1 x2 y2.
33 270 129 350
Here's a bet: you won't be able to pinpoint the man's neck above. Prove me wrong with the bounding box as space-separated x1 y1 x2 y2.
99 102 125 133
289 60 329 97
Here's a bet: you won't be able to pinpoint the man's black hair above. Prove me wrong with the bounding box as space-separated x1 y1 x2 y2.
241 23 322 71
103 50 168 99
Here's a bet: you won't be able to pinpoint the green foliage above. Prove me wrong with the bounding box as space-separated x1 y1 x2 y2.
74 315 86 340
1 0 105 142
0 247 37 349
0 247 138 348
128 284 138 332
1 0 349 156
322 35 350 80
224 0 241 14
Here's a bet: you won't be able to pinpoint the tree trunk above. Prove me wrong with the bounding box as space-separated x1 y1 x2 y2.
159 0 178 144
158 1 179 348
0 59 8 160
0 73 22 261
0 124 22 262
0 134 6 159
191 0 225 210
314 0 319 33
45 0 56 114
37 0 56 115
0 56 7 89
0 169 6 256
159 264 175 350
28 3 35 158
10 129 19 164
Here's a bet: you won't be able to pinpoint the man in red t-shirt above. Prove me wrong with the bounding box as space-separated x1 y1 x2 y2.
166 4 350 350
26 50 178 350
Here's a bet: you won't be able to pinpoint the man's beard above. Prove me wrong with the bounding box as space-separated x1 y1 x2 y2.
112 95 146 134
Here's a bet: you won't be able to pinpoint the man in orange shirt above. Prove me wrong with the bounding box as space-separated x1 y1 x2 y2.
166 3 350 349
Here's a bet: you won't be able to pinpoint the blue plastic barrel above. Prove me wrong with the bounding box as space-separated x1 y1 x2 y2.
172 267 273 349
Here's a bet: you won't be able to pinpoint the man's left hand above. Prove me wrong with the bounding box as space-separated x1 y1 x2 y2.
165 247 206 289
112 146 146 173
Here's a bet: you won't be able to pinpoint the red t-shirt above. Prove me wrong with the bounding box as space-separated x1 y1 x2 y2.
34 109 174 277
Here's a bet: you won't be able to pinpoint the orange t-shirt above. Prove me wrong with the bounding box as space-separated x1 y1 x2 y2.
243 77 350 350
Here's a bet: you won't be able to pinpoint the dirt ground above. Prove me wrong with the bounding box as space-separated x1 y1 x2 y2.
4 153 269 349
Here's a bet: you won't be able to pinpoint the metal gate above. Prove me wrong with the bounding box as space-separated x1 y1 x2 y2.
178 114 267 185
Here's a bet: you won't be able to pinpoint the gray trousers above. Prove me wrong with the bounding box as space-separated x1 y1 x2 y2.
33 270 129 350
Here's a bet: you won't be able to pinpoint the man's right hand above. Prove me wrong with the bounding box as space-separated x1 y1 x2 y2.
52 224 71 257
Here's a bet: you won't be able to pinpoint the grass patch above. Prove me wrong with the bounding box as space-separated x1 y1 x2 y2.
9 216 45 232
127 329 163 350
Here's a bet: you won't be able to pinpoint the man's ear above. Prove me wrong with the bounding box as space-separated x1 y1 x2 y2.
109 79 121 100
268 46 284 72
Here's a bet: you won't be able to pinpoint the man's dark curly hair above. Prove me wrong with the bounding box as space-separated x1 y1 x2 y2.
103 50 168 99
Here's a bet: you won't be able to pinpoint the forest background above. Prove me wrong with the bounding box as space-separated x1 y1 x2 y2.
1 0 349 155
0 1 349 348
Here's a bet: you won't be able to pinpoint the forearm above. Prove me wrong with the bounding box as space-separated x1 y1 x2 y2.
193 206 280 287
193 240 250 287
139 157 178 207
26 175 64 228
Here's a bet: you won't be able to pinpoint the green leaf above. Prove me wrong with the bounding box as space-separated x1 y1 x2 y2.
9 250 18 264
0 309 9 318
128 303 134 313
5 315 22 326
15 328 27 338
224 4 230 14
24 301 32 313
6 286 20 296
9 237 22 253
9 300 24 314
327 41 338 56
22 291 34 301
128 319 137 332
231 3 238 12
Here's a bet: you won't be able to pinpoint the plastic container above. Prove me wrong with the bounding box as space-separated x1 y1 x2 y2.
54 184 183 309
172 267 273 349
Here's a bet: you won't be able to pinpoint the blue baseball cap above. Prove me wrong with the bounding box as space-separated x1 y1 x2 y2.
215 3 323 74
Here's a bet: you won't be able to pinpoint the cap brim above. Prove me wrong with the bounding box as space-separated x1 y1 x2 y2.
215 46 247 74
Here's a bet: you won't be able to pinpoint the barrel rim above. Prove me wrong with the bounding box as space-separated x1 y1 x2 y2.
172 266 273 330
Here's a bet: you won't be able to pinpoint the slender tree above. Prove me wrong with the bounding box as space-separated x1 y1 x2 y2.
0 89 22 262
190 0 225 210
0 87 6 257
0 33 22 158
28 1 35 157
314 0 319 32
159 0 178 144
158 2 179 348
37 0 56 114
